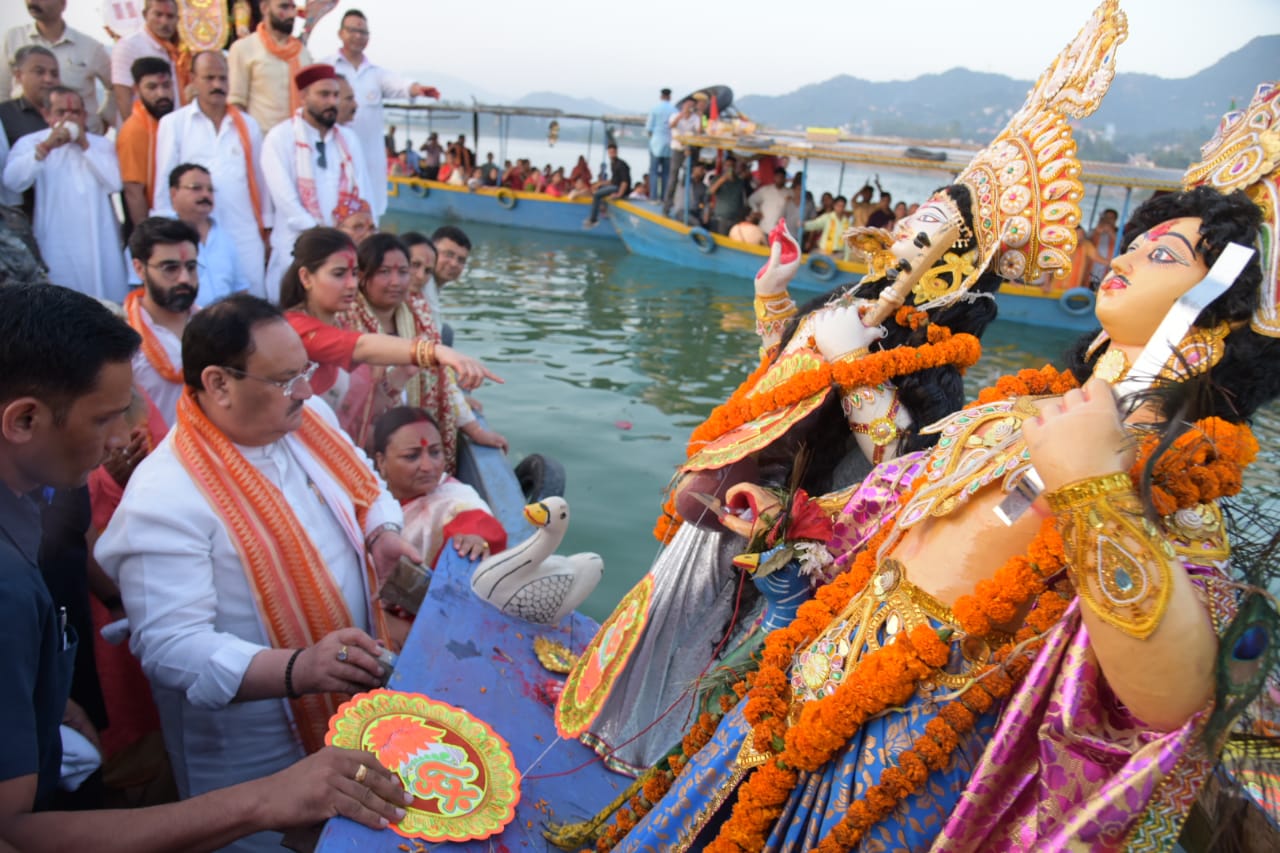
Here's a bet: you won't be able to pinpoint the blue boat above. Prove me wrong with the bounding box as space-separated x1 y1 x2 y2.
316 437 626 852
386 177 622 241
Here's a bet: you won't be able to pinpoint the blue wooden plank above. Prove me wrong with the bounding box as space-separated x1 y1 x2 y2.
387 179 621 242
317 519 625 852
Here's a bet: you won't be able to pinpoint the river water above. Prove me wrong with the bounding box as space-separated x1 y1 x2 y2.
384 211 1280 621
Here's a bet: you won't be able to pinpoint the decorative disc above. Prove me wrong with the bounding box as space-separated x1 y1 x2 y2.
555 575 654 737
326 690 520 841
533 636 578 674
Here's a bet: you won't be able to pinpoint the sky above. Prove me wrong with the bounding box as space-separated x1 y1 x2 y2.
58 0 1280 110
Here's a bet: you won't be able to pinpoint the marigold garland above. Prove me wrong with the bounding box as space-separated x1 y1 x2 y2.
653 327 983 541
705 363 1258 852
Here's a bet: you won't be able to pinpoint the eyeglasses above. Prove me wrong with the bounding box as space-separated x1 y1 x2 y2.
147 260 199 278
221 361 319 397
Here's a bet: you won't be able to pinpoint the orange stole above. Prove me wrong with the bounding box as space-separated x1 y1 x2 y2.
227 106 268 241
124 290 183 384
171 390 389 752
256 22 304 115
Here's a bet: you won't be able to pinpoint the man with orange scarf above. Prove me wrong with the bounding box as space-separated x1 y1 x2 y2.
116 58 174 228
228 0 311 133
97 295 419 853
110 0 189 119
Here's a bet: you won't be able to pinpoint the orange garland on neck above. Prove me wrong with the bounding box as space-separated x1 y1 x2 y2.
653 324 982 541
705 363 1258 852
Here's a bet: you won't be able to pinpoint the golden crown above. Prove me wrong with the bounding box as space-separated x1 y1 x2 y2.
945 0 1128 302
1183 81 1280 338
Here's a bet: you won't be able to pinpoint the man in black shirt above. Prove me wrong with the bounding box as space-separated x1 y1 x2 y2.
0 45 59 218
586 143 631 227
0 283 411 852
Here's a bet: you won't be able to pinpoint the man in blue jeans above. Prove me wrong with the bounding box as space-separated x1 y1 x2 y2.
645 88 675 202
585 144 631 227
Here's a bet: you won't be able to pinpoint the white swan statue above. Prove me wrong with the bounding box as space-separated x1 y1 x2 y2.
469 496 604 625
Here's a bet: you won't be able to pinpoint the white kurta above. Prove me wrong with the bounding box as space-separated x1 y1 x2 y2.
2 130 126 302
152 103 272 297
261 118 374 304
95 398 401 853
130 306 184 428
325 52 410 218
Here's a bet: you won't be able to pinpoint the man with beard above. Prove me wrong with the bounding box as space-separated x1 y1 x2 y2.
261 64 372 302
323 8 438 217
335 74 357 126
228 0 313 133
167 164 251 307
96 294 419 853
110 0 187 119
2 87 126 302
1 1 113 135
116 57 174 228
124 216 200 426
153 50 270 298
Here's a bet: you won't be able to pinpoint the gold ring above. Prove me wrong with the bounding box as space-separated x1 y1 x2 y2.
354 764 368 784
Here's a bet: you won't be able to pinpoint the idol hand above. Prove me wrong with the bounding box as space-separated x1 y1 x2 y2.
810 302 886 361
253 746 411 831
435 344 503 391
1022 377 1135 493
754 219 801 297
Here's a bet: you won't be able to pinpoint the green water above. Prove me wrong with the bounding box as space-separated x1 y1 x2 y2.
385 212 1280 622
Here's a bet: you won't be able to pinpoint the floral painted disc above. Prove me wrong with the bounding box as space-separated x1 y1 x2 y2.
326 689 520 841
555 574 653 737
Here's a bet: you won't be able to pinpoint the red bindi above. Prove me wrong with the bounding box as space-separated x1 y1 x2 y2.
1146 221 1175 240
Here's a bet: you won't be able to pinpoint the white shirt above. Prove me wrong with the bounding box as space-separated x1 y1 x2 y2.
1 23 113 134
130 306 184 427
153 102 272 295
669 112 701 152
261 117 374 302
2 130 127 303
749 184 792 233
325 52 410 218
96 399 400 852
0 130 18 206
110 28 183 104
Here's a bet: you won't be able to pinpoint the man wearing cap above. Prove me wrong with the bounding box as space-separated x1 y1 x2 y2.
322 9 438 218
228 0 312 133
261 63 373 301
645 87 675 203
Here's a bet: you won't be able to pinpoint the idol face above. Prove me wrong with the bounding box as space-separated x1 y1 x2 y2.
886 191 965 277
1095 217 1209 348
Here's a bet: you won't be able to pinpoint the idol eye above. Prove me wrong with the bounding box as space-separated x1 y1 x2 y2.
1150 246 1179 263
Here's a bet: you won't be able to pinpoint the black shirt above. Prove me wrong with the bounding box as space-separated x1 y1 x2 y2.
0 484 73 810
867 208 894 230
610 157 631 194
0 97 47 147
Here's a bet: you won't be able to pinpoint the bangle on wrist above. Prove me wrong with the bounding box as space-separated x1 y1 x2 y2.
365 521 402 551
414 338 437 368
284 648 303 699
1044 471 1133 513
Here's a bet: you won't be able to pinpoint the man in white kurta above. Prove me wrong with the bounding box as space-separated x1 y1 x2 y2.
2 88 126 302
322 9 437 217
96 298 413 853
153 51 271 297
262 64 374 302
109 0 185 118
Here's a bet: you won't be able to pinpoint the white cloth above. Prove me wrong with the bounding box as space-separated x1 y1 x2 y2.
324 52 410 218
2 130 126 302
422 277 442 323
262 117 374 303
58 725 102 791
129 306 184 427
0 130 18 206
669 112 700 151
152 103 271 296
95 398 400 853
109 29 181 103
748 184 792 233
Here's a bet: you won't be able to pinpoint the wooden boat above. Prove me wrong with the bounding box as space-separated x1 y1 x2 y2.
608 129 1186 332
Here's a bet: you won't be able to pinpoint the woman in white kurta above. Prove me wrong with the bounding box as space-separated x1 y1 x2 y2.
3 119 127 302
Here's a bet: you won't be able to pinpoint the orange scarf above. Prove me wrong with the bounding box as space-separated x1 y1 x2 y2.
154 32 191 104
227 105 267 241
124 289 183 384
172 390 389 752
256 22 305 115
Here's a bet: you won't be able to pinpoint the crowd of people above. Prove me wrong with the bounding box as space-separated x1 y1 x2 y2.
0 2 517 851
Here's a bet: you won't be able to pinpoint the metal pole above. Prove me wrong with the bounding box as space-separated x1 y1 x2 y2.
683 146 692 225
1117 186 1134 238
837 162 846 197
587 120 594 170
1087 184 1102 229
799 158 809 237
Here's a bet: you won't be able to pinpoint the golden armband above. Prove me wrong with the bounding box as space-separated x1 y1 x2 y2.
754 292 797 343
1046 472 1177 640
